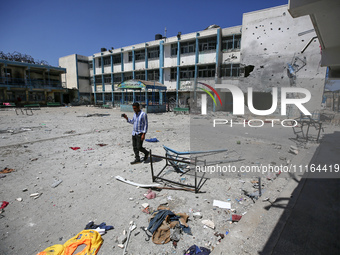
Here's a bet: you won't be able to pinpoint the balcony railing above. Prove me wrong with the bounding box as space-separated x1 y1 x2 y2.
0 77 63 88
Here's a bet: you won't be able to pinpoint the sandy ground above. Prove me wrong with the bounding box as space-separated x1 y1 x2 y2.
0 106 334 255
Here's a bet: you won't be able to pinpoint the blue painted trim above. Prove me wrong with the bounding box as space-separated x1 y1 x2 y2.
176 39 180 107
194 33 199 95
121 51 124 81
75 54 80 100
101 55 105 103
159 41 164 84
214 28 221 112
92 58 97 104
111 55 114 105
145 45 148 80
232 34 235 50
132 47 135 79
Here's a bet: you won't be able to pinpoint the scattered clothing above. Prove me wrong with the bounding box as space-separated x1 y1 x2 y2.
84 221 114 235
37 230 103 255
145 188 156 199
0 201 9 210
0 168 15 174
70 147 80 150
0 174 6 178
145 138 159 142
148 206 191 245
184 245 211 255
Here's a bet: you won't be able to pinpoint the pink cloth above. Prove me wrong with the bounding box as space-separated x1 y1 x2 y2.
145 188 156 199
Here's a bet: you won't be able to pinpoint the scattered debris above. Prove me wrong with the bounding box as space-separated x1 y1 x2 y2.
123 221 137 254
30 193 42 199
213 200 231 209
16 198 23 202
202 219 215 229
115 175 161 188
64 130 76 134
51 179 63 188
96 143 108 147
231 214 242 222
289 145 299 155
0 201 9 210
144 189 156 199
145 138 159 142
193 212 203 219
70 147 81 151
0 167 15 174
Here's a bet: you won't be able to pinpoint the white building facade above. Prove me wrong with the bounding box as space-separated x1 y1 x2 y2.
59 4 327 114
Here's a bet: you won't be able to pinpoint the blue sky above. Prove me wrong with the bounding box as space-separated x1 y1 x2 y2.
0 0 288 66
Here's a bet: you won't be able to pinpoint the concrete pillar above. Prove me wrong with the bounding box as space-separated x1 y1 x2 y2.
145 45 148 80
132 47 135 79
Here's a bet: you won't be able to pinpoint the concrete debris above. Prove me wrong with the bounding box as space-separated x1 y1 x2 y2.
51 179 63 188
30 193 42 199
289 145 299 155
202 220 215 229
193 212 203 219
118 235 127 244
141 203 149 209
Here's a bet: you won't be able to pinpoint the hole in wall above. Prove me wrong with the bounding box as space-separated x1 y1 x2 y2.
244 65 255 77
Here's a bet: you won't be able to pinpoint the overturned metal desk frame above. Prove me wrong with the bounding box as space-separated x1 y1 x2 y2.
149 150 209 193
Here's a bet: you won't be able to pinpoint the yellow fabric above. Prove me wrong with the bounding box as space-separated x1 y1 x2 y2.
36 244 64 255
62 230 102 255
37 230 103 255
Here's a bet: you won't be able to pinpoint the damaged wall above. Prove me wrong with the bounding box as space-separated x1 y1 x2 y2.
236 5 326 115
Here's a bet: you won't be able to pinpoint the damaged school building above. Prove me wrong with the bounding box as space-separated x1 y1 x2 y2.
59 4 329 115
0 59 67 105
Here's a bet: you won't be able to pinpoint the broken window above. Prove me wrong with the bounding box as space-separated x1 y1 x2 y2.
171 44 178 56
198 64 216 78
94 75 102 84
112 54 121 64
103 56 110 66
148 47 160 59
199 37 217 52
171 68 177 80
104 74 111 84
180 41 196 55
222 34 241 51
114 74 122 83
124 72 133 80
180 66 195 79
128 50 145 62
221 64 241 77
135 71 146 80
148 69 159 81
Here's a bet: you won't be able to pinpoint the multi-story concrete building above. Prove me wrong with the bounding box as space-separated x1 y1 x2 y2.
59 4 327 115
0 59 67 105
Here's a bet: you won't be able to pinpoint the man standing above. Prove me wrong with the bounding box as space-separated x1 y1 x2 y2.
123 102 149 164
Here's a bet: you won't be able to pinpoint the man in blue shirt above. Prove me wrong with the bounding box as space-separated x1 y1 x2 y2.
123 102 149 164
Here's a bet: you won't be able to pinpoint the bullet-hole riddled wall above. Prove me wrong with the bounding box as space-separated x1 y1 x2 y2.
237 5 326 117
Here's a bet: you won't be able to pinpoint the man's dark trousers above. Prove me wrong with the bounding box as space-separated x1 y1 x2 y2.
132 134 148 160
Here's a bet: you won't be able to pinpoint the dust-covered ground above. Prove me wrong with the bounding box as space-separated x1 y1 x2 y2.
0 106 330 255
